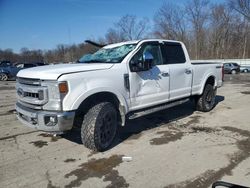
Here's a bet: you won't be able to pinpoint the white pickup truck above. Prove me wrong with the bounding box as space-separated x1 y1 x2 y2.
16 39 223 151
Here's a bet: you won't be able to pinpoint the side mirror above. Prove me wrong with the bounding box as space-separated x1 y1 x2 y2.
143 51 154 70
130 51 154 72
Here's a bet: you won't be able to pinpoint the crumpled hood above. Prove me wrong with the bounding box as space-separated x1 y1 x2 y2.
17 63 114 80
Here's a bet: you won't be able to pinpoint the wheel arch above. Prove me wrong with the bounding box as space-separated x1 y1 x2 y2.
73 90 128 126
199 75 216 95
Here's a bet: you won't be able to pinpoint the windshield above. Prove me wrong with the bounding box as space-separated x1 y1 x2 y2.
78 44 136 64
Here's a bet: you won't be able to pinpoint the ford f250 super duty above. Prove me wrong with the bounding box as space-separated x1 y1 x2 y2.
15 39 223 151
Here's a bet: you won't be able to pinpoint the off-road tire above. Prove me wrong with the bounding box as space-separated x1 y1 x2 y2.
0 73 8 81
81 102 118 151
195 84 216 112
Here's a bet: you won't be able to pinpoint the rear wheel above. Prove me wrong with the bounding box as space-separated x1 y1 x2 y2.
0 73 8 81
243 69 248 73
195 84 216 112
81 102 118 151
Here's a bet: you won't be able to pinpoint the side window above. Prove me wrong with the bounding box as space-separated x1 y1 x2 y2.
130 43 162 66
162 43 186 64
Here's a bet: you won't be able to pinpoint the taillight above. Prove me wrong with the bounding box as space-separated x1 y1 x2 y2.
222 64 224 81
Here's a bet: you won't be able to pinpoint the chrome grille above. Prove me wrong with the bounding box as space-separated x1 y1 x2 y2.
25 92 39 98
16 77 48 109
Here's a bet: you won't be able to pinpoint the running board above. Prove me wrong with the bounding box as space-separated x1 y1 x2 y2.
128 98 190 120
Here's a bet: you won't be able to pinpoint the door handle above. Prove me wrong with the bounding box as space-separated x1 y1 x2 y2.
161 72 169 77
185 69 192 74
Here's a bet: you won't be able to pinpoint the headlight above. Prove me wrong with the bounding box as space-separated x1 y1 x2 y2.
41 81 68 111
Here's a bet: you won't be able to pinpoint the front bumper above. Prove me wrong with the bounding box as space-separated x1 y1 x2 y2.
16 102 75 133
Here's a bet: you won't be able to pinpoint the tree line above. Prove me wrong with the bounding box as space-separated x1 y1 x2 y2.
0 0 249 64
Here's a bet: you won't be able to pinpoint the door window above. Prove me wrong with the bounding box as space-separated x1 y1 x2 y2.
161 43 186 64
130 43 163 67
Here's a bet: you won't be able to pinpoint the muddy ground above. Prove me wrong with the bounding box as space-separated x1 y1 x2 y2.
0 74 250 188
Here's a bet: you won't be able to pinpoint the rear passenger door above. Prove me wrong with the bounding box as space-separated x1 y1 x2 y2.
161 42 192 101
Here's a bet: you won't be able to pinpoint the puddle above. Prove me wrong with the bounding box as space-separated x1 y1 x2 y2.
64 158 76 163
64 155 129 188
29 140 48 148
38 133 62 142
165 127 250 188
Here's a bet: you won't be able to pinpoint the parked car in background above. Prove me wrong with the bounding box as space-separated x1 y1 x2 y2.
0 62 47 81
240 65 250 73
223 62 240 74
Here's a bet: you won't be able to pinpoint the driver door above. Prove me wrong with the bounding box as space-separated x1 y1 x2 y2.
129 42 170 110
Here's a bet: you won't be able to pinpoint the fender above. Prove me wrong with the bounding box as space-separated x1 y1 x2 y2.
70 87 129 114
198 74 217 95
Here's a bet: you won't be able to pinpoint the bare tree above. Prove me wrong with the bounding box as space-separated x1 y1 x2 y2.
186 0 210 59
229 0 250 59
105 28 125 43
208 4 232 58
229 0 250 20
105 15 149 43
154 2 187 42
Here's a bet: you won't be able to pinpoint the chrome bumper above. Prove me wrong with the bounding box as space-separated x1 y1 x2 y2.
16 102 75 133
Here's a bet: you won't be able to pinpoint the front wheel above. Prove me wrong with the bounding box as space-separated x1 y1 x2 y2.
0 73 8 81
243 69 248 73
195 84 216 112
81 102 118 151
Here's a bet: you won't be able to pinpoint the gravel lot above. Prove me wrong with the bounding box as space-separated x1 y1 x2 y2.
0 74 250 188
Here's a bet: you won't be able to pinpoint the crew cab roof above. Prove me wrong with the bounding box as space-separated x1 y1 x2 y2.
103 39 183 49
